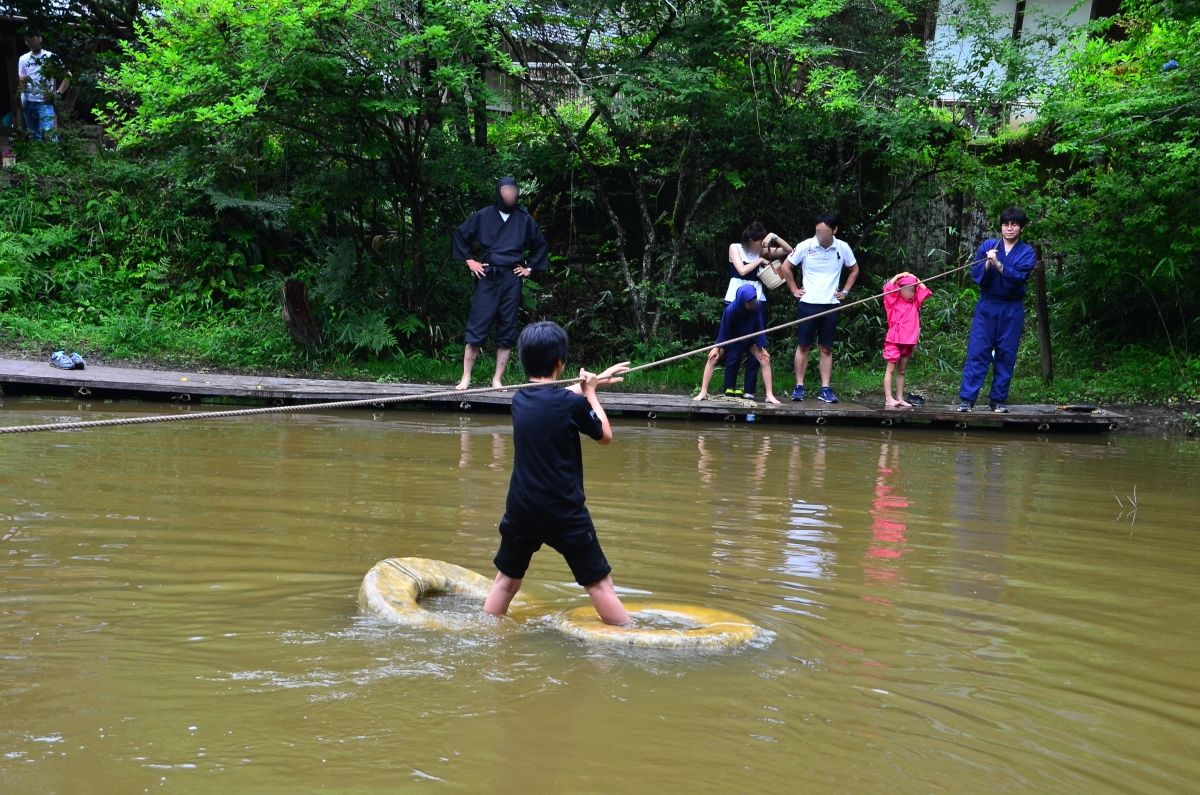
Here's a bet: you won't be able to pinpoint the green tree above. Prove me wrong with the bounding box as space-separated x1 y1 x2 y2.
495 0 977 347
1036 0 1200 354
101 0 512 354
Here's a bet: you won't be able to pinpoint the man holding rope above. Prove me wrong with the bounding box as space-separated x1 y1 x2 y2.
452 176 548 390
957 207 1036 413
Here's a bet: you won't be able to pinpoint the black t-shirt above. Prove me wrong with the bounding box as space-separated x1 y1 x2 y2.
505 387 604 528
451 206 549 271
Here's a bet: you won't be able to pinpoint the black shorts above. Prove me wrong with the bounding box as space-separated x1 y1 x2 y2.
465 267 523 348
493 513 612 587
796 302 840 349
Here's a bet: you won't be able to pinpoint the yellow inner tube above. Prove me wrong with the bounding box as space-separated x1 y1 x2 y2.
357 557 495 628
553 602 761 649
358 558 764 649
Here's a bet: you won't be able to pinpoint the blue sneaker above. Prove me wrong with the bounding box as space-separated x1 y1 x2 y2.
790 384 806 401
49 351 74 370
817 386 838 403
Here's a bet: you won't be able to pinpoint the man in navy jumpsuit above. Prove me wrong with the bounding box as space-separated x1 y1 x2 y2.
958 207 1037 413
452 176 549 389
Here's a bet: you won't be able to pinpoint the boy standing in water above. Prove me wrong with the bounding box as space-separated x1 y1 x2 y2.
484 321 631 625
882 272 932 408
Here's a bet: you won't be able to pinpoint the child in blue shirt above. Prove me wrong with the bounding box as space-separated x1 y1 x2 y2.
694 284 780 404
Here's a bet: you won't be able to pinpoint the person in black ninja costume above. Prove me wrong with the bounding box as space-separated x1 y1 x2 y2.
452 176 549 389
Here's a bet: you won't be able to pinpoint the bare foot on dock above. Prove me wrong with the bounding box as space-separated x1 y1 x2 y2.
490 380 503 390
454 379 470 391
693 392 709 401
898 399 913 408
764 394 781 405
885 399 902 408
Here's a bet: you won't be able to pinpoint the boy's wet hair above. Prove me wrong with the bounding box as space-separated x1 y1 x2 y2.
741 221 768 245
999 207 1028 227
815 212 839 230
518 321 569 378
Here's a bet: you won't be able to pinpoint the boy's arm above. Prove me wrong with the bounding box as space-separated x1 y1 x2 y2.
568 363 629 442
584 387 613 445
577 369 614 444
567 361 630 395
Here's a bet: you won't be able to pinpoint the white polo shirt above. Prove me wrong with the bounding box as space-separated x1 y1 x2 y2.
787 236 856 304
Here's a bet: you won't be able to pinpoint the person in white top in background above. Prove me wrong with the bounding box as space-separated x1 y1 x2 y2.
772 213 859 403
18 32 69 143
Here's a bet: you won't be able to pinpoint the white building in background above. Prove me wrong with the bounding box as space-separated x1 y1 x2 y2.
929 0 1122 127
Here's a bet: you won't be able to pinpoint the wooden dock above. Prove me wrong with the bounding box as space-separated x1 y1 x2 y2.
0 358 1125 431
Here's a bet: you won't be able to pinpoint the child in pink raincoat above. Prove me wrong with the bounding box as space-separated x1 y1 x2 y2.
882 272 932 408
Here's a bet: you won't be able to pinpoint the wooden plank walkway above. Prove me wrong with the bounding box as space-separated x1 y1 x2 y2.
0 358 1125 431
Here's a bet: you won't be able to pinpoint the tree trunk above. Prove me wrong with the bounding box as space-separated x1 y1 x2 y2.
473 61 489 149
282 278 322 350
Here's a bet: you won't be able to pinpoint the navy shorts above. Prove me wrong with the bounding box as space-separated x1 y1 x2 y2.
796 302 840 349
465 267 523 348
493 513 612 587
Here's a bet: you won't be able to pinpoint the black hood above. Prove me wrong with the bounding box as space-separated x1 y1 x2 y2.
495 176 519 211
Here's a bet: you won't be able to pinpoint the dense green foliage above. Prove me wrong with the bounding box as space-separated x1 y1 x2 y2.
0 0 1196 401
1035 0 1200 358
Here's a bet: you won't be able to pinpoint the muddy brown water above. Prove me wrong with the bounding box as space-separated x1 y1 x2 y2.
2 397 1198 793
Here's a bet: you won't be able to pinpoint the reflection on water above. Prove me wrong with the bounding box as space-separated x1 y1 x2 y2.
1 397 1199 793
865 441 908 586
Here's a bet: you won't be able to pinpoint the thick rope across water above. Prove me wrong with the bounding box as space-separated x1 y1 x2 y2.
0 379 573 435
0 257 980 435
